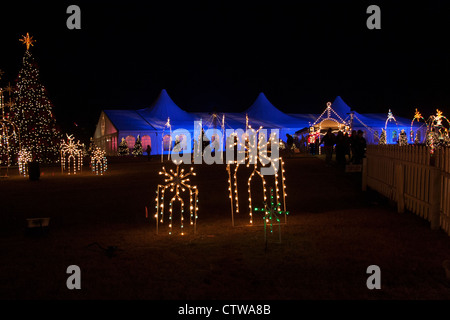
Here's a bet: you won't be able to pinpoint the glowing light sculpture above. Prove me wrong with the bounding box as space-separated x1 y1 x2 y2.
91 147 107 175
226 127 288 227
12 33 62 163
155 165 198 235
60 134 84 175
18 148 32 177
410 109 427 144
254 188 289 246
161 117 172 162
0 87 20 177
426 109 450 153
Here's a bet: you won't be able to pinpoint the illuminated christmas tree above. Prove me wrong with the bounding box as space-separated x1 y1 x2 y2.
414 130 421 144
378 129 386 145
132 135 143 156
11 33 62 163
398 129 408 146
118 138 129 156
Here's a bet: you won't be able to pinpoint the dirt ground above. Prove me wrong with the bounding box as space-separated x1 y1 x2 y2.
1 154 450 301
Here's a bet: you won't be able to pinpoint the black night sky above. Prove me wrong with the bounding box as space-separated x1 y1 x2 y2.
0 0 449 141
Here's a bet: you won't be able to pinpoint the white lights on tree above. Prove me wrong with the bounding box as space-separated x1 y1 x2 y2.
60 134 84 175
398 129 408 146
155 165 199 235
378 128 387 145
91 147 107 175
13 33 62 163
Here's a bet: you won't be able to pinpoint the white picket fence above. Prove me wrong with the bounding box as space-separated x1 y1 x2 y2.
363 145 450 235
435 147 450 235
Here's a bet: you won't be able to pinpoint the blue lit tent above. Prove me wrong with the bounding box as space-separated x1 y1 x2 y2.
136 89 198 155
93 109 157 156
136 89 197 131
243 92 309 138
94 89 198 156
93 91 428 156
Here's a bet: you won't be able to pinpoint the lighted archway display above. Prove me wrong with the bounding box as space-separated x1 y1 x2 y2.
410 109 427 144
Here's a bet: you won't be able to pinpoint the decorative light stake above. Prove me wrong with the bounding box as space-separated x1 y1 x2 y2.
161 117 172 162
60 134 84 175
155 165 198 235
254 189 289 247
385 109 398 131
91 147 107 175
18 149 32 177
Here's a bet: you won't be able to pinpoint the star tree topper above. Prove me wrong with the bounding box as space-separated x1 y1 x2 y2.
19 33 36 51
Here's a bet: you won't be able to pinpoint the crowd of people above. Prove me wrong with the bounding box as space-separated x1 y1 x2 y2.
293 129 366 166
319 129 367 166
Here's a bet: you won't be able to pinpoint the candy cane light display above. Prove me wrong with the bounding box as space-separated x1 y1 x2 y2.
226 128 288 227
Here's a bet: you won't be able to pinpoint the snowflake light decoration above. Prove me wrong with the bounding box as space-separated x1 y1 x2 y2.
155 165 199 235
91 147 107 175
60 134 84 175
